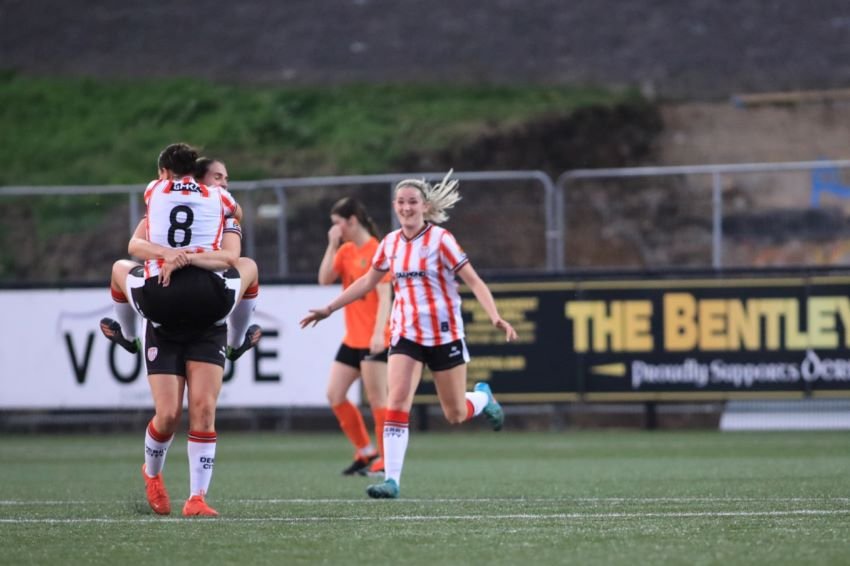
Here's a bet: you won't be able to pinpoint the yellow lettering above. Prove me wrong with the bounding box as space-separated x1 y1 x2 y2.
698 299 727 351
808 297 840 349
759 299 785 351
664 293 697 351
836 297 850 348
784 299 808 349
624 301 653 352
567 300 654 352
565 302 595 353
727 299 761 350
593 301 621 351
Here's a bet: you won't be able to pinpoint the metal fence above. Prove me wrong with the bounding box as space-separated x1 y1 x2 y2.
555 159 850 271
3 159 850 282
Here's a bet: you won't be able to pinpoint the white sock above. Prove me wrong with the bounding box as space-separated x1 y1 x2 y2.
113 301 139 340
465 391 489 417
143 421 173 477
227 297 256 349
187 431 217 496
383 411 409 486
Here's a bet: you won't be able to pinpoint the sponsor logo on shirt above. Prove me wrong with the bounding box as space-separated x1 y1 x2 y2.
396 270 427 279
172 180 203 193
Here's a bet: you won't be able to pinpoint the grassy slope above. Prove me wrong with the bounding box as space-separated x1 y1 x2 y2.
0 72 629 185
3 431 850 565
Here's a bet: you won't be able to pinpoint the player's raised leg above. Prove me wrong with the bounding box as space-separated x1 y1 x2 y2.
101 260 143 354
226 257 262 361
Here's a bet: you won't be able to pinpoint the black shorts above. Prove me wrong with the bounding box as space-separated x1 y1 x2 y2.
389 337 470 372
143 319 228 376
335 343 389 369
128 264 239 331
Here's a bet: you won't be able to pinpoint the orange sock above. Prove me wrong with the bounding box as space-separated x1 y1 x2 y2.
372 407 387 460
331 401 371 453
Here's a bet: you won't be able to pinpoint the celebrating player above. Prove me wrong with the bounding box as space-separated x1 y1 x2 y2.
100 143 259 516
301 170 517 499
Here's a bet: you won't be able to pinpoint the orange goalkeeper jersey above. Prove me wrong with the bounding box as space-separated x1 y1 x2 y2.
333 238 391 349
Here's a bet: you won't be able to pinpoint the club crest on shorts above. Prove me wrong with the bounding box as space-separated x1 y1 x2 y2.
147 347 158 362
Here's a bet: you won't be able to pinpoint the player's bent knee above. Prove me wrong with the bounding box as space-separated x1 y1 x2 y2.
189 404 217 430
443 408 467 425
154 412 181 434
326 391 344 405
237 257 258 280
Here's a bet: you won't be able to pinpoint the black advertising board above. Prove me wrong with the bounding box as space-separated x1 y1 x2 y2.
414 275 850 403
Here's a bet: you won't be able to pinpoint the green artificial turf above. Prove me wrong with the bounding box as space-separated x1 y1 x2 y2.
2 430 849 565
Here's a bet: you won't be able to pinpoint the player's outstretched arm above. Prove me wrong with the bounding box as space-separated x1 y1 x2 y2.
300 267 385 328
457 263 518 342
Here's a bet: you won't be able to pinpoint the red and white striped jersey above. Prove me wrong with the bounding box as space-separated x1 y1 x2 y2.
372 223 469 346
141 177 240 278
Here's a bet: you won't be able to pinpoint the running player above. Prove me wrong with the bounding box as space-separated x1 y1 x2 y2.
318 197 390 477
300 170 517 499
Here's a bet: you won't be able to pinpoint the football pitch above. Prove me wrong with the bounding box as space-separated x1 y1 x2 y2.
2 430 850 565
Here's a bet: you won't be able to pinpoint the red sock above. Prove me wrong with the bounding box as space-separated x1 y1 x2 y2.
111 287 128 302
465 399 475 421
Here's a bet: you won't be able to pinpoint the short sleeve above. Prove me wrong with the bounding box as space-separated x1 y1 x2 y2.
439 230 469 272
223 218 242 239
332 242 350 276
143 180 159 205
371 236 391 272
220 188 239 218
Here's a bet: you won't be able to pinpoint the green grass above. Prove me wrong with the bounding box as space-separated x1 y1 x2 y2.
0 72 631 185
3 431 850 565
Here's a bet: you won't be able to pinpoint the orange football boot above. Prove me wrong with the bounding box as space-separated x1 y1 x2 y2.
182 494 219 517
141 464 171 515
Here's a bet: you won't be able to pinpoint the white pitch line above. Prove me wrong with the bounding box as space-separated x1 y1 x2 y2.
234 496 850 505
3 496 850 505
2 509 850 525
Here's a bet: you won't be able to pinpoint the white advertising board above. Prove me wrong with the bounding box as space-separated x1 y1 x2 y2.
0 285 347 409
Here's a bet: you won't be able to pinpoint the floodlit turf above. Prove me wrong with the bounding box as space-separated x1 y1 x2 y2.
2 430 849 565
